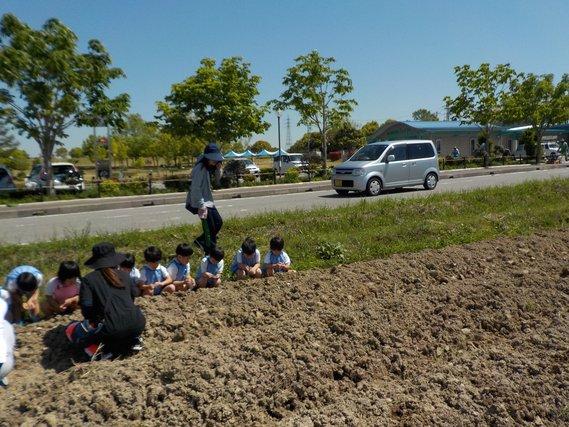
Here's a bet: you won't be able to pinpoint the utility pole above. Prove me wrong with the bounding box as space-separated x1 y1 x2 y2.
286 116 292 149
277 110 282 175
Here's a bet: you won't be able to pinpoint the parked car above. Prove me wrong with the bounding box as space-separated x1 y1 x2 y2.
0 165 17 192
541 142 560 157
331 140 439 196
24 162 85 192
273 153 308 173
222 158 260 176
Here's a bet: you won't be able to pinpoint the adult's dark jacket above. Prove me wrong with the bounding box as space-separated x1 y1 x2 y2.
79 269 145 344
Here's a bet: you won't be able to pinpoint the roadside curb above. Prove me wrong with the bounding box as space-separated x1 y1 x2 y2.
0 163 567 219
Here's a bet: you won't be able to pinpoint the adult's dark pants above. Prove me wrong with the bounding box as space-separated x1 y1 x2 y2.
195 207 223 253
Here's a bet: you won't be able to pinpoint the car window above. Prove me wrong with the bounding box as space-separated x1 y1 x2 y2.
30 165 42 176
391 145 407 161
0 168 7 179
408 143 435 159
350 144 388 161
289 155 302 162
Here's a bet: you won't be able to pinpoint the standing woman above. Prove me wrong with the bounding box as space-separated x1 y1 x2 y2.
186 143 224 254
68 242 145 359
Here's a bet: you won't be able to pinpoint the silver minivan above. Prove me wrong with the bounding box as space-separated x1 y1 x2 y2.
332 140 439 196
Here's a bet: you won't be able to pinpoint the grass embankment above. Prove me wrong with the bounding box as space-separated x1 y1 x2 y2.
1 178 568 281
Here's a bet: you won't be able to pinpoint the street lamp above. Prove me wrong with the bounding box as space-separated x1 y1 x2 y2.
277 109 282 175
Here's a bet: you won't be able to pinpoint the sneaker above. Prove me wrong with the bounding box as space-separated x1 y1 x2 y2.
131 336 144 352
0 377 8 387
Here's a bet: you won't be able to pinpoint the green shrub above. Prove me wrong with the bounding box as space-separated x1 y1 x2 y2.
284 168 300 183
316 241 346 262
243 174 256 183
99 179 121 197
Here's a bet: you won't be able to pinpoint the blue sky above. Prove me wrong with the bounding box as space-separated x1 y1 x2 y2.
2 0 568 156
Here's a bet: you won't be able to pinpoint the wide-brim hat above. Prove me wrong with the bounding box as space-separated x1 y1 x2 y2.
203 143 224 162
85 242 126 270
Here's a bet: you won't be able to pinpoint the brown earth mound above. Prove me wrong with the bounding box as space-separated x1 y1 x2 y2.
1 230 568 426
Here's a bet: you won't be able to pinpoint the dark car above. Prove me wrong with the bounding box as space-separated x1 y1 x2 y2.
0 165 17 192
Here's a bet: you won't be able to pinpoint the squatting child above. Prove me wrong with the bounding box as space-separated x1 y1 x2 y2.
139 246 174 296
231 237 262 279
42 261 81 317
195 246 224 288
167 243 196 291
263 236 293 277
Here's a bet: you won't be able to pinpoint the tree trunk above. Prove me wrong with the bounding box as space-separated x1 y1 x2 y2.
40 139 55 196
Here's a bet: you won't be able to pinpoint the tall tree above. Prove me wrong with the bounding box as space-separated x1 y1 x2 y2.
157 57 269 146
55 147 68 159
327 121 365 151
250 140 274 153
273 50 357 168
360 120 380 138
502 73 569 163
444 63 517 152
290 131 321 153
68 147 83 163
0 14 129 194
0 116 18 155
412 108 439 121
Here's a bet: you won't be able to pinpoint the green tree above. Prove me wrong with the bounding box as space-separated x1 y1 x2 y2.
273 50 357 168
68 147 83 163
157 57 269 145
55 146 68 159
0 14 129 194
81 135 107 163
412 108 439 121
0 116 18 156
290 131 321 153
502 73 569 163
444 63 517 154
360 120 380 138
3 148 30 171
250 140 274 153
327 121 364 151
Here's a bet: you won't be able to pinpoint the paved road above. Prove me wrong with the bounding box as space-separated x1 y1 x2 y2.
2 168 568 244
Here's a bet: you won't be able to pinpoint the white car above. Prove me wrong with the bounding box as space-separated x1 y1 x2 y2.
273 153 308 173
541 142 559 157
25 162 85 192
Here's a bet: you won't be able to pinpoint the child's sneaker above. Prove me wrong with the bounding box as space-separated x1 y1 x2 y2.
131 336 144 352
0 377 8 387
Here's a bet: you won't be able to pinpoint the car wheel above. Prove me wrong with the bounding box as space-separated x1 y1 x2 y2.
423 172 438 190
335 189 349 196
365 177 382 196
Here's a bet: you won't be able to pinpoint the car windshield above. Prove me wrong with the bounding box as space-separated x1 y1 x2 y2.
289 155 302 162
242 160 253 166
53 165 77 177
350 144 388 161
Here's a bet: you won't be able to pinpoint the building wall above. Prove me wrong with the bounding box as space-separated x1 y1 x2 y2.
374 123 511 157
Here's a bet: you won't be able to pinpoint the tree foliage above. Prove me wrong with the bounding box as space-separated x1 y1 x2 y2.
273 50 356 166
444 63 517 146
290 131 321 153
250 140 274 153
0 14 129 193
157 57 269 146
360 120 380 137
503 73 569 162
327 121 365 151
412 108 439 121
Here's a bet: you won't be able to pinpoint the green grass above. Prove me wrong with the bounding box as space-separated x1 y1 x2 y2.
1 178 568 281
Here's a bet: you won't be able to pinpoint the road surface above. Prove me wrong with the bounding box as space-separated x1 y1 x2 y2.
1 168 568 244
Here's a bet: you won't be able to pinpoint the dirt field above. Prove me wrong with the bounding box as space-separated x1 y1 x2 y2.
1 230 568 426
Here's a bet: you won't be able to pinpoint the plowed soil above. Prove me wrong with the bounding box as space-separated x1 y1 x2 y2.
1 230 568 426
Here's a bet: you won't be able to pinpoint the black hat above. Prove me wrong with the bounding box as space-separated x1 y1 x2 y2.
85 242 126 270
203 143 224 162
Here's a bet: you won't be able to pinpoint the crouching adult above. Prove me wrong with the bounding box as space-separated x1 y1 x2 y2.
66 242 145 360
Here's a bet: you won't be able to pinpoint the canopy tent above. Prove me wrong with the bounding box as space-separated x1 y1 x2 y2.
256 149 277 157
223 150 240 159
239 149 256 158
272 148 289 157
